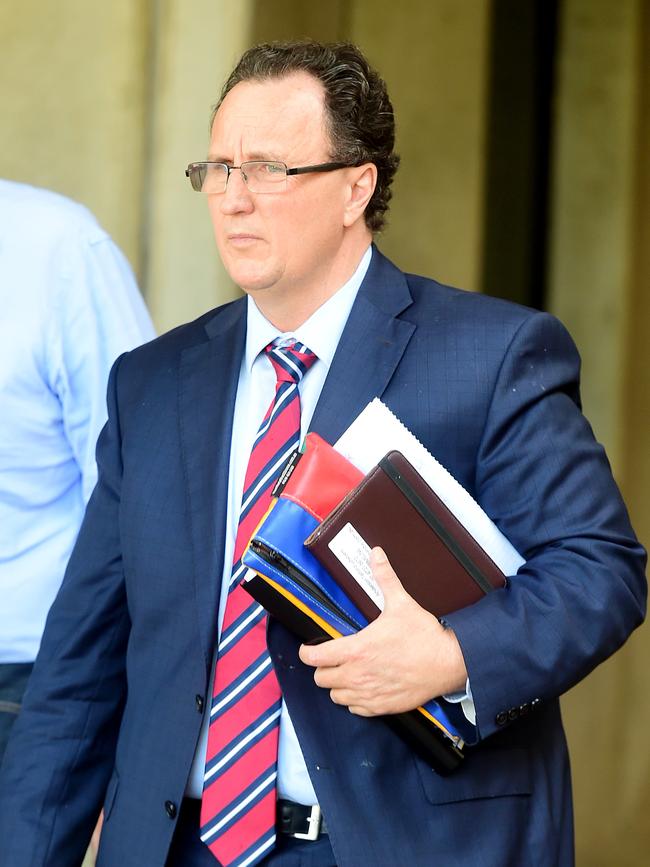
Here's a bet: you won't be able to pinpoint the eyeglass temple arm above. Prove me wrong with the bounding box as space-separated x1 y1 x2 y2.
286 162 354 176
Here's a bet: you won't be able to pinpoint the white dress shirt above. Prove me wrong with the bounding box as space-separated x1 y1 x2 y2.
0 180 155 663
187 246 372 802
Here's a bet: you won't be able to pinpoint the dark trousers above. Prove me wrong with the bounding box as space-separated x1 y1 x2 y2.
0 662 34 763
165 799 337 867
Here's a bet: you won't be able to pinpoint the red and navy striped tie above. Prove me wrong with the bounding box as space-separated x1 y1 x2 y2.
200 340 317 866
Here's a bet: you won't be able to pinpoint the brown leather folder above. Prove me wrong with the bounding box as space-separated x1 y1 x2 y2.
305 450 506 621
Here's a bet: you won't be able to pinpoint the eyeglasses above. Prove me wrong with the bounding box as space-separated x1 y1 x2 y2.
185 160 354 194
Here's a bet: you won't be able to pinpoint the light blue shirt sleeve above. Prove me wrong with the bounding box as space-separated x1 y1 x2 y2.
0 180 155 663
46 228 155 502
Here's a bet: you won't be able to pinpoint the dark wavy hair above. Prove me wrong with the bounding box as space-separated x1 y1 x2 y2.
214 41 400 233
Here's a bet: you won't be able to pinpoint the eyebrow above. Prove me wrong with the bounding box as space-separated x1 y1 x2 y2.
206 152 285 164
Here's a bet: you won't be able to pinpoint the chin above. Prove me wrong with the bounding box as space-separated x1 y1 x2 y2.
218 245 269 289
227 263 278 295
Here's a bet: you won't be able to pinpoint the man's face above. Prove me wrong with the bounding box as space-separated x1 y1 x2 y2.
207 72 363 313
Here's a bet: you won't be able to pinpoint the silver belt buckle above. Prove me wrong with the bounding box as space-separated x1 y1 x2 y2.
293 804 322 840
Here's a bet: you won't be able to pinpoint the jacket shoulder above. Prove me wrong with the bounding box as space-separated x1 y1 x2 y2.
120 297 245 369
404 270 537 329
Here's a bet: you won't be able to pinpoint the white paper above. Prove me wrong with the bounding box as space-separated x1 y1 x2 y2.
334 399 524 576
328 522 385 611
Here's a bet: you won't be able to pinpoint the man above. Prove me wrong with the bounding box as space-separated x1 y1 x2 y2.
0 42 645 867
0 180 155 760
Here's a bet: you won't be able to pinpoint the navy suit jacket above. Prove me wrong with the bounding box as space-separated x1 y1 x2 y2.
0 249 646 866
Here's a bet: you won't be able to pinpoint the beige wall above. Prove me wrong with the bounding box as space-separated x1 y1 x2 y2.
0 0 250 330
548 2 649 863
622 0 650 583
143 0 251 332
547 0 640 469
0 0 149 271
351 0 491 291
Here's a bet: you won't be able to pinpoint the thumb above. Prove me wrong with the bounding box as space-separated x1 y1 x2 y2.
369 547 404 608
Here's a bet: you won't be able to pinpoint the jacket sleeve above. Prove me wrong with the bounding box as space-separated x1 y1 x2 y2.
443 311 647 741
0 354 131 867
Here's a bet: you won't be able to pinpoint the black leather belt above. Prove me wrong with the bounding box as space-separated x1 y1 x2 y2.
180 798 327 842
277 799 327 840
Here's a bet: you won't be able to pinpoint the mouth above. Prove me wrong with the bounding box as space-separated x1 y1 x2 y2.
227 233 262 246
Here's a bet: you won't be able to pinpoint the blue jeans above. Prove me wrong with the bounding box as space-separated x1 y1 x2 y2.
0 662 34 763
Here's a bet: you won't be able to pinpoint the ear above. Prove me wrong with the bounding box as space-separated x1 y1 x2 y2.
343 163 378 228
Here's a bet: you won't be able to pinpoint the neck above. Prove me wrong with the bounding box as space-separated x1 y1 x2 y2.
251 231 372 332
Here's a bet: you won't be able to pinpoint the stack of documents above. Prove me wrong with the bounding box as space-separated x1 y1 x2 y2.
242 400 525 773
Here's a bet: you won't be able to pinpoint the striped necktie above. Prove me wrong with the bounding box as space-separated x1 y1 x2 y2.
200 340 317 867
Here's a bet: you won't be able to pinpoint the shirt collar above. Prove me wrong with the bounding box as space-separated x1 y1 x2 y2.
244 245 372 371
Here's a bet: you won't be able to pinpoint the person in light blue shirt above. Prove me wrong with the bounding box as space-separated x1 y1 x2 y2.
0 179 155 758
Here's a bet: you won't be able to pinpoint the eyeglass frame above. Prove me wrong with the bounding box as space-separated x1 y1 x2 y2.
185 160 358 194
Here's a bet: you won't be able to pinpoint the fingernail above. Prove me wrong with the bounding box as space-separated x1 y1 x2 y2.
371 547 387 565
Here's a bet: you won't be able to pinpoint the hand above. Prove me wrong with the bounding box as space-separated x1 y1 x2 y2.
298 547 468 716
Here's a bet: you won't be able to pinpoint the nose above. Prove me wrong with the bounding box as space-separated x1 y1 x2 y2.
219 167 254 215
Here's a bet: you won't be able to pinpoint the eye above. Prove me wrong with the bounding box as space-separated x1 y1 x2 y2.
241 161 287 192
250 161 285 177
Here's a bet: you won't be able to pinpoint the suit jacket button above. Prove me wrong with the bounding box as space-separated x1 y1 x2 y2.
165 800 177 819
196 694 204 713
495 711 508 726
508 707 519 721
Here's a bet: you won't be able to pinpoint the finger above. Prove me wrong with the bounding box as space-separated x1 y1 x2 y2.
370 547 405 601
328 688 364 708
313 665 347 690
299 633 356 668
348 705 373 717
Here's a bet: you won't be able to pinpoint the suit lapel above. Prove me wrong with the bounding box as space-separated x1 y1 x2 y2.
310 248 416 444
179 300 246 667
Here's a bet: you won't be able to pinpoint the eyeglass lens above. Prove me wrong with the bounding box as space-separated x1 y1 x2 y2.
189 162 288 194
